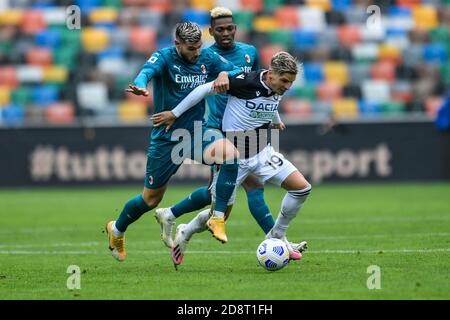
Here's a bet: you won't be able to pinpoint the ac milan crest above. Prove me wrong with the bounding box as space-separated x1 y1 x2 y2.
245 54 251 64
200 64 207 74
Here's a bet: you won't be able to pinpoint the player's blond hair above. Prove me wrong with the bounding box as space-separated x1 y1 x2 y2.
210 7 233 19
175 22 202 43
270 51 299 75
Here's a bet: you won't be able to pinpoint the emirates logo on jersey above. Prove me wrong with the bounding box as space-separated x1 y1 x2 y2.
200 64 207 74
245 54 251 64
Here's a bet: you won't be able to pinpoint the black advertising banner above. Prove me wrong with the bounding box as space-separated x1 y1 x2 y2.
0 121 448 187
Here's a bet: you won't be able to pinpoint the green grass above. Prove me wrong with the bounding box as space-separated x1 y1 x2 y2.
0 183 449 300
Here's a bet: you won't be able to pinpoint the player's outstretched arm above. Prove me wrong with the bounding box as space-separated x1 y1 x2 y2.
151 81 217 132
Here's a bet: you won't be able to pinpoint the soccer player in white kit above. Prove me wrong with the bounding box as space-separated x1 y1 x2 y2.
152 52 311 267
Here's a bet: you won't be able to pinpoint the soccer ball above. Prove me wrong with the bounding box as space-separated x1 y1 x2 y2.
256 238 290 271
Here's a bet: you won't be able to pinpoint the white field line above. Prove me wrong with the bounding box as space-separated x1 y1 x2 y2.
0 215 449 234
1 248 449 255
0 232 449 249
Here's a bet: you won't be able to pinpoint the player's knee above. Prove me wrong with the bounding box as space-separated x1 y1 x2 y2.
242 177 264 192
288 184 312 200
142 194 162 209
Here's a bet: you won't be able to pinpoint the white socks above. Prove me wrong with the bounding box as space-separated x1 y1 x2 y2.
271 185 312 239
183 209 210 241
112 221 124 237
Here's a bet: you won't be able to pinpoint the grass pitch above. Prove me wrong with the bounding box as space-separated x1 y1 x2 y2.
0 183 449 300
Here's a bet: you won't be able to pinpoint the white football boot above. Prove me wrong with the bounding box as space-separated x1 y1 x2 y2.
171 224 189 270
154 207 175 248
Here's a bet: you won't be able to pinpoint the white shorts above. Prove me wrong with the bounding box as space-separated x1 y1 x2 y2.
211 145 297 206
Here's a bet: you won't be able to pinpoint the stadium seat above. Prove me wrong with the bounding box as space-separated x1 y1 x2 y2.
348 63 371 84
430 26 450 43
190 0 215 11
337 25 361 48
423 44 448 64
240 0 263 13
35 30 61 48
53 46 79 71
16 66 44 84
441 62 450 85
331 0 351 11
129 27 156 54
46 102 75 124
396 0 421 8
303 63 324 83
43 66 68 84
292 30 318 50
103 0 122 9
298 7 326 32
316 82 342 101
268 30 292 48
342 84 362 99
370 61 396 82
403 44 424 67
138 9 163 29
215 0 240 11
77 82 109 111
413 5 438 30
264 0 285 12
381 101 406 114
351 43 379 62
274 6 300 29
260 45 286 69
42 7 67 26
293 84 316 100
253 16 278 33
324 62 349 85
358 100 381 116
182 9 210 26
378 44 402 63
0 9 23 26
11 87 32 106
362 80 391 103
118 100 147 122
89 7 119 24
81 28 110 53
233 11 255 31
332 98 358 118
0 66 18 88
0 86 11 106
26 47 53 66
391 81 413 103
311 100 332 116
282 98 312 116
1 104 25 126
75 0 101 14
425 96 444 117
32 85 59 107
306 0 331 11
21 10 46 34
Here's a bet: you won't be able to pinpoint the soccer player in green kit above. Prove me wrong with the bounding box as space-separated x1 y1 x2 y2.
105 22 242 261
153 7 289 248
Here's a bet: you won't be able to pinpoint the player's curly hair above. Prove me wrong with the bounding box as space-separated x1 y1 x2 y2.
175 22 202 43
270 52 299 75
210 7 233 24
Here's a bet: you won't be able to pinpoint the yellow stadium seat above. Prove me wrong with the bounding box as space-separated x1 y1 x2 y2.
332 98 358 118
0 87 11 106
378 44 402 63
119 100 147 122
43 66 68 83
89 8 118 24
0 10 23 26
190 0 214 11
413 5 438 30
253 16 278 33
306 0 331 11
81 28 110 53
324 62 349 85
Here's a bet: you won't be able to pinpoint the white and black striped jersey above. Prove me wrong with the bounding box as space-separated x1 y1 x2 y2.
222 70 282 132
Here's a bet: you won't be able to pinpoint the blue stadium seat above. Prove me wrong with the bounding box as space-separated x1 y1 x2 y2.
331 0 352 11
1 105 25 125
75 0 101 15
96 47 124 61
303 63 324 83
182 10 210 26
358 100 381 116
423 44 448 64
35 30 61 48
32 85 59 106
292 30 317 50
31 1 56 9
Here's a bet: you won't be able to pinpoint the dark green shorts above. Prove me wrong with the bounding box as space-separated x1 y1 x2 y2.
144 126 224 189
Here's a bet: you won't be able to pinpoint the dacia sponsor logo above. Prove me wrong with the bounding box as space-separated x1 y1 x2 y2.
245 100 279 112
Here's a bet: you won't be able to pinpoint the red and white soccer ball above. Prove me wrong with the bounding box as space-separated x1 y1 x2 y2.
256 238 289 271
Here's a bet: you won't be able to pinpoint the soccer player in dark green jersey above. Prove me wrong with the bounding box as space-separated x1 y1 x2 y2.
105 22 242 261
